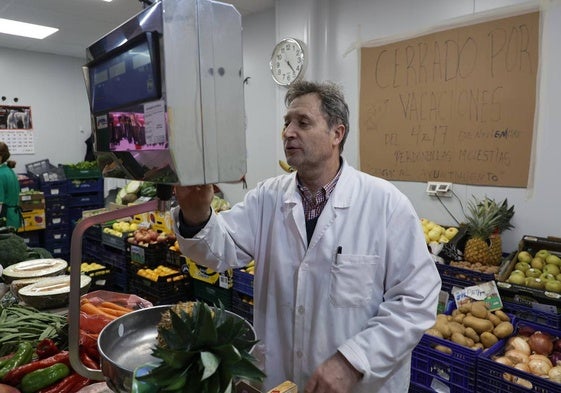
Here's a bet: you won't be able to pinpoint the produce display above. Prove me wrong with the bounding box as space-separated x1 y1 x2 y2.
419 218 459 244
425 301 514 352
136 265 183 282
491 325 561 386
448 260 500 275
505 248 561 292
114 181 157 205
127 227 175 247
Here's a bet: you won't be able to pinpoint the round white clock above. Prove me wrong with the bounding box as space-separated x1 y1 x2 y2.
270 38 307 86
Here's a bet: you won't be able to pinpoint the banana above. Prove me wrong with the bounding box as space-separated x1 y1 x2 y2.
279 160 295 173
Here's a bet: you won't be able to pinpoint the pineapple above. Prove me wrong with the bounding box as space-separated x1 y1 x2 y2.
138 301 265 392
463 197 514 266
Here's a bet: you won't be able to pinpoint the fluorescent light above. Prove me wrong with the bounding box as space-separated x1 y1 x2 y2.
0 18 58 39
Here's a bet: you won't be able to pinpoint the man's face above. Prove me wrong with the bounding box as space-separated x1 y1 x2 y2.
282 93 340 172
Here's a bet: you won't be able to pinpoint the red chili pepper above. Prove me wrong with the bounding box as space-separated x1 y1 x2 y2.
1 350 70 386
36 372 89 393
68 375 92 393
36 338 60 359
79 351 100 370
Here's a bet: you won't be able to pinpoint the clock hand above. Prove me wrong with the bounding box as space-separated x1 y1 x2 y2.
286 60 295 73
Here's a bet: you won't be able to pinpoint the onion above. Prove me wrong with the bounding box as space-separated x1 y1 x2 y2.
505 349 529 365
549 365 561 383
506 336 531 355
551 351 561 366
553 339 561 353
528 354 553 376
514 362 531 373
528 331 554 355
494 356 514 367
518 325 536 337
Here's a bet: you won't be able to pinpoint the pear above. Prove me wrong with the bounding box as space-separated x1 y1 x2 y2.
517 251 532 263
546 254 561 267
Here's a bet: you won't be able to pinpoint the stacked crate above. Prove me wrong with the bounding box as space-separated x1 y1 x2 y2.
25 160 69 259
63 164 104 231
17 189 46 247
232 268 254 324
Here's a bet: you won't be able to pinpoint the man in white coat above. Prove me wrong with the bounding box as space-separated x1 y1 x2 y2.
173 80 441 393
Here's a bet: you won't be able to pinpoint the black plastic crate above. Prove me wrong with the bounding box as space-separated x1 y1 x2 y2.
165 249 186 269
17 229 44 248
129 242 168 267
26 159 66 184
84 225 103 243
129 263 191 305
192 280 232 309
100 246 128 268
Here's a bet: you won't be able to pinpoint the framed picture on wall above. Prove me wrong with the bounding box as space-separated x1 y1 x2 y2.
0 105 33 130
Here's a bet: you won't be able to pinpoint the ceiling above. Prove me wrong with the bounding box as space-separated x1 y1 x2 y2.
0 0 274 58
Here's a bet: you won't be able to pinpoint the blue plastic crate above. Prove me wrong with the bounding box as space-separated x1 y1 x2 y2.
45 195 70 214
45 210 70 227
477 320 561 393
39 180 68 197
44 227 70 244
44 239 69 256
69 192 104 207
502 300 561 330
233 269 254 297
100 246 128 268
18 229 44 247
67 178 103 194
232 289 253 324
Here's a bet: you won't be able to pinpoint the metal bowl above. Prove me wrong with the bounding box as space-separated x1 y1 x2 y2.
97 305 255 393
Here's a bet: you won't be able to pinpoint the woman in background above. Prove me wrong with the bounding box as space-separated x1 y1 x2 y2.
0 142 22 229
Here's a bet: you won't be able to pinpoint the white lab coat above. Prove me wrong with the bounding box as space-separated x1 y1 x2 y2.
173 161 441 393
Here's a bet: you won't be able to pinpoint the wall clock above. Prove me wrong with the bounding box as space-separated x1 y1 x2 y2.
270 38 307 86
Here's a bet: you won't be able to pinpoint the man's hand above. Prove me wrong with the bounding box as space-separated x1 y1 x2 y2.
304 352 362 393
174 185 214 226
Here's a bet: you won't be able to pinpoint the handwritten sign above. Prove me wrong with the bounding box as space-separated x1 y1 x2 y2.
359 12 539 187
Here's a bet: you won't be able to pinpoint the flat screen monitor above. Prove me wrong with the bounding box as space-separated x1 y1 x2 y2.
88 32 161 114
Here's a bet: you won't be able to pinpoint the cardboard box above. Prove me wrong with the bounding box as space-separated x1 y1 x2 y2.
19 191 45 211
18 209 46 232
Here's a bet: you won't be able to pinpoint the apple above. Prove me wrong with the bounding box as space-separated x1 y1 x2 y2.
545 280 561 293
525 277 545 289
515 262 531 273
546 254 561 267
444 227 459 240
544 264 561 276
507 270 527 285
536 249 551 260
540 273 556 282
525 268 542 278
530 257 545 270
517 251 533 263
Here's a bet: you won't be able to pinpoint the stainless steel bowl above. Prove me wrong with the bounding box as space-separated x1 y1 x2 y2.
97 305 255 393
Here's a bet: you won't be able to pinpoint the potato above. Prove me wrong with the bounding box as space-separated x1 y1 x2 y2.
425 328 443 338
434 344 452 354
464 327 480 343
448 321 466 335
470 301 488 319
472 342 484 350
463 315 494 334
452 313 466 324
459 303 472 314
487 312 502 327
434 319 452 338
451 332 470 347
494 310 510 322
493 321 514 339
480 331 499 348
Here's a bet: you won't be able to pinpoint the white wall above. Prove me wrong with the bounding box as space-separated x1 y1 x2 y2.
0 48 92 170
2 0 560 255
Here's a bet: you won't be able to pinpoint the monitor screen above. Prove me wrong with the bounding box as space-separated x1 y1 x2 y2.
88 33 161 114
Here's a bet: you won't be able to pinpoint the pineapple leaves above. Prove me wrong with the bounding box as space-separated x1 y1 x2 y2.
144 301 266 392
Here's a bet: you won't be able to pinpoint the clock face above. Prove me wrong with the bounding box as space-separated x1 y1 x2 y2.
270 38 306 86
